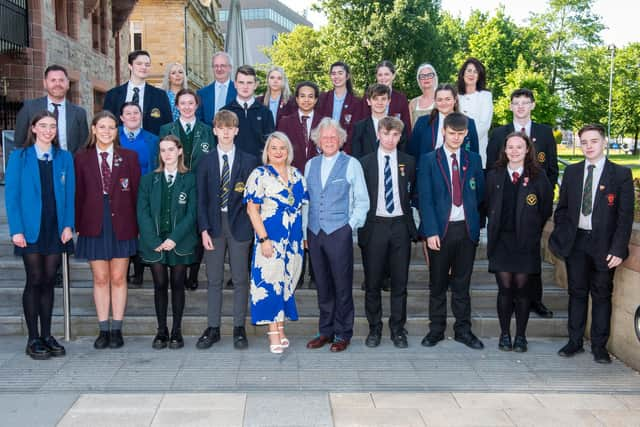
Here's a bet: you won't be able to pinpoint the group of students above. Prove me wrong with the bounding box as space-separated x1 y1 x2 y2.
5 50 634 364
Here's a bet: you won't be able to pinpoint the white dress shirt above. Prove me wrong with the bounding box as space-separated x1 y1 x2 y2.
443 146 465 221
513 120 532 137
298 110 314 136
436 112 446 149
217 144 236 212
126 82 145 111
578 156 606 230
47 98 67 150
376 148 403 217
179 118 196 133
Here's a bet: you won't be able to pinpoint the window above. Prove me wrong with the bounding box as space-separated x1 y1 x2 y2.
90 0 108 54
93 89 105 115
130 21 143 51
54 0 78 37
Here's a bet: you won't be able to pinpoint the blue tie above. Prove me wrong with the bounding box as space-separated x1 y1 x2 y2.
43 153 50 162
384 155 394 213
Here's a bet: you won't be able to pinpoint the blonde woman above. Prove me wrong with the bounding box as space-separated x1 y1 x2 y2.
162 62 188 121
257 66 296 126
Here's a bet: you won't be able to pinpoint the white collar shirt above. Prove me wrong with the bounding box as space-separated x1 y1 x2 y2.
376 148 403 217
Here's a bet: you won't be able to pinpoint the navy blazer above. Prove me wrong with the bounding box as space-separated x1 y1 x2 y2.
256 95 297 126
409 114 479 166
418 147 485 242
103 83 173 136
196 80 237 126
5 146 75 243
549 159 634 270
487 122 559 186
316 90 365 154
351 116 408 159
221 100 275 161
276 112 321 172
14 97 88 153
196 148 258 242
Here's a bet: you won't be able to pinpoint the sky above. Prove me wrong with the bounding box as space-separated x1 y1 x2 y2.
279 0 638 47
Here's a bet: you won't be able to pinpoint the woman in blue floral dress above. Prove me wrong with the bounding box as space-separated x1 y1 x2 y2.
245 132 307 353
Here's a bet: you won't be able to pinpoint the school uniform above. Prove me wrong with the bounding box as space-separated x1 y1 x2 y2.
549 158 634 352
316 91 365 154
256 95 297 127
221 98 275 161
103 82 173 135
361 90 412 139
159 119 215 171
351 116 409 159
196 80 237 126
418 146 484 342
118 127 159 175
276 110 321 172
74 146 141 260
359 149 417 340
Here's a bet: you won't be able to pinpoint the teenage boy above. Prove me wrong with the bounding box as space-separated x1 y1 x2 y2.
418 112 485 350
196 110 258 350
359 116 417 348
221 65 274 160
487 88 559 318
549 124 634 364
103 50 172 135
352 84 408 159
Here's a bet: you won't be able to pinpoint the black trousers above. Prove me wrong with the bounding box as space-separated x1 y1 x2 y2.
566 230 615 349
363 217 411 334
427 221 476 336
530 273 543 304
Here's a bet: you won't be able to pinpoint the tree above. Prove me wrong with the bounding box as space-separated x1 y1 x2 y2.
611 43 640 154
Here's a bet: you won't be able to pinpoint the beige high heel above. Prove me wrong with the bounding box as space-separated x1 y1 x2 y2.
278 325 290 348
267 331 283 354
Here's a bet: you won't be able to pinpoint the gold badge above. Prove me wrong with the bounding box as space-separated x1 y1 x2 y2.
234 182 245 193
150 108 161 118
537 152 546 163
526 194 537 206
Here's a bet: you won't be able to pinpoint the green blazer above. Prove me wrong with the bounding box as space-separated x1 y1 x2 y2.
158 120 215 171
136 171 198 263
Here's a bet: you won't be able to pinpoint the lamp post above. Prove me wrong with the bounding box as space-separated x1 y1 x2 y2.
607 44 615 155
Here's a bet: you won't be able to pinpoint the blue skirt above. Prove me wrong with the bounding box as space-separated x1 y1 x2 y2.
76 195 137 261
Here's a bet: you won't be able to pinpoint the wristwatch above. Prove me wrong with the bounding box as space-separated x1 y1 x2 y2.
258 236 269 243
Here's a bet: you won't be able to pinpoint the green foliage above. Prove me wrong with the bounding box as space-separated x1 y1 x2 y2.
611 43 640 149
553 129 563 145
563 46 609 128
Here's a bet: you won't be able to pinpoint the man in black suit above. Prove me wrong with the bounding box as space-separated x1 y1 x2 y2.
487 88 559 318
15 64 88 152
549 124 634 364
196 110 258 350
103 50 172 135
359 116 417 348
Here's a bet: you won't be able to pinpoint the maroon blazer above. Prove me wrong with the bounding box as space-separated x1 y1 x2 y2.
316 90 365 154
74 147 141 240
277 112 322 172
361 89 412 139
256 95 297 126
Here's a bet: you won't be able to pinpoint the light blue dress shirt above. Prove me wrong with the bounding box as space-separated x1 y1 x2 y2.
268 97 279 124
48 98 67 150
332 92 346 122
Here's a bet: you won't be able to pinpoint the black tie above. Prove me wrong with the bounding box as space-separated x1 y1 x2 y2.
51 103 61 121
243 102 248 118
132 87 140 106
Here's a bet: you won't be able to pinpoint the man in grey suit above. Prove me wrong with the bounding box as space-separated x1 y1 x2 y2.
14 65 89 152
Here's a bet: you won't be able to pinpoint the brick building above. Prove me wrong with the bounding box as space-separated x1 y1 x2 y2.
128 0 224 89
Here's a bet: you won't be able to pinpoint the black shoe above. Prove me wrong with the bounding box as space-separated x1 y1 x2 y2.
513 336 528 353
365 327 382 348
152 328 170 350
225 279 234 289
94 331 110 349
233 326 248 350
558 341 584 357
391 330 408 349
592 346 612 364
421 333 444 347
169 329 184 349
26 338 51 360
128 274 143 288
531 301 553 318
196 327 220 349
109 329 124 349
42 336 66 357
185 278 199 291
498 333 512 351
454 332 484 350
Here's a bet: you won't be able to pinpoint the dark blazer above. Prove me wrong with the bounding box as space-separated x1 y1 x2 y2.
256 95 297 126
408 114 479 163
136 171 198 263
158 120 215 171
487 122 559 186
484 168 553 257
316 90 364 154
5 146 75 243
361 90 412 139
418 147 485 242
196 80 237 126
221 100 275 161
276 112 321 172
358 150 418 246
197 148 258 242
548 159 634 269
74 147 141 240
14 97 88 153
103 83 173 135
351 116 408 159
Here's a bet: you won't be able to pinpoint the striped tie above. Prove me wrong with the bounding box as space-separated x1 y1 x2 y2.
384 155 394 213
220 154 230 208
581 164 595 216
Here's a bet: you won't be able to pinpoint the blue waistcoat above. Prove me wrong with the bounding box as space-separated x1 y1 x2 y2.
307 153 350 235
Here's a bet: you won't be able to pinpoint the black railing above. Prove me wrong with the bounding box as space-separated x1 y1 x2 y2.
0 0 29 53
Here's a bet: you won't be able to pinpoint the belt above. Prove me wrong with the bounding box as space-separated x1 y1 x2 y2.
372 215 405 223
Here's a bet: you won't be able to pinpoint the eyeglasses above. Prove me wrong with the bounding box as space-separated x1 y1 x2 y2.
464 68 479 75
418 73 436 80
511 101 532 107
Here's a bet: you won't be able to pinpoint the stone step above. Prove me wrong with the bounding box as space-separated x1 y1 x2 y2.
0 312 569 338
0 286 569 317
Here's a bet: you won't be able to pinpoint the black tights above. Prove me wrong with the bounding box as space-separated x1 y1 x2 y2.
495 272 530 337
22 253 61 340
150 263 186 331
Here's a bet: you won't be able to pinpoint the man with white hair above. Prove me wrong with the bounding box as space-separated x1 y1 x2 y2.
196 51 237 126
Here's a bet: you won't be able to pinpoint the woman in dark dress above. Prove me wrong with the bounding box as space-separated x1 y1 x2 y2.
75 111 141 350
5 111 74 360
137 135 198 349
484 132 553 352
